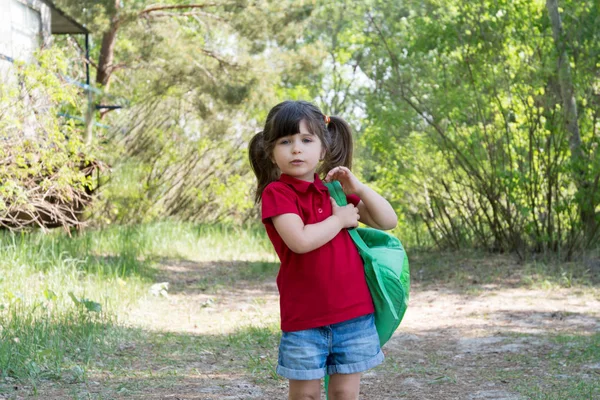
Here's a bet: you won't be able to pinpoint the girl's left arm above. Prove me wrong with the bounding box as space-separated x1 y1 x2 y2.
355 185 398 230
325 166 398 230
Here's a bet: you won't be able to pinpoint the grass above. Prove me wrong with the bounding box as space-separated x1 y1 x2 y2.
140 324 282 382
0 222 277 389
0 229 149 384
499 332 600 399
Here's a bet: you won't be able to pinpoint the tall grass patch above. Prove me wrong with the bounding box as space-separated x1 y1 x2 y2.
0 227 152 383
0 222 276 384
132 222 277 262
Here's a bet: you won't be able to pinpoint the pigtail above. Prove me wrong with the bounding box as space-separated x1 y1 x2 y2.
318 115 354 176
249 131 280 204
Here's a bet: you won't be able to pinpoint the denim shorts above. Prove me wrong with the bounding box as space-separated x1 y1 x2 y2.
276 313 384 380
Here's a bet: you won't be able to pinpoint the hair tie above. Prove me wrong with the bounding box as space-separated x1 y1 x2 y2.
324 115 331 125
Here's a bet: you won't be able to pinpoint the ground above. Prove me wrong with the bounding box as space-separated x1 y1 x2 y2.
2 255 600 399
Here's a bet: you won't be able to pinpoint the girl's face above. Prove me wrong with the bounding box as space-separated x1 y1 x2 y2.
271 119 325 182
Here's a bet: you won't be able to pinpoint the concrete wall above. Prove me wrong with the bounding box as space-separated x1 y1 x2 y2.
0 0 51 65
0 0 53 138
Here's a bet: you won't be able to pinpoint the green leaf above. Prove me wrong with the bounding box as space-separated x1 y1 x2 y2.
43 289 57 301
82 300 102 313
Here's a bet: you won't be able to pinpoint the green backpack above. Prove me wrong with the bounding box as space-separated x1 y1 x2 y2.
324 180 410 347
323 181 410 398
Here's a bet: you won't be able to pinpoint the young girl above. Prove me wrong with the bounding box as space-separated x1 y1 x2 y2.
248 100 397 400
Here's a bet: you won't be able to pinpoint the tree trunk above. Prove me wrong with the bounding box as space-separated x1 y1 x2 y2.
545 0 596 240
96 19 120 90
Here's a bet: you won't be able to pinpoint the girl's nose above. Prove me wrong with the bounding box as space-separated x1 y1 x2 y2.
291 141 301 153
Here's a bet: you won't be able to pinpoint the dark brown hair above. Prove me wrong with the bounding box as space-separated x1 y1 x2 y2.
248 100 354 203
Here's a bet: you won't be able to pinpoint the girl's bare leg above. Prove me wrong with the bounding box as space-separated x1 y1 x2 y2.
289 379 321 400
328 373 361 400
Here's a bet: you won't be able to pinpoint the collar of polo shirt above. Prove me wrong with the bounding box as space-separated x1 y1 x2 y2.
279 173 329 193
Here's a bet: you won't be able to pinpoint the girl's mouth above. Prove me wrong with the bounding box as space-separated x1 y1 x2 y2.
291 160 304 165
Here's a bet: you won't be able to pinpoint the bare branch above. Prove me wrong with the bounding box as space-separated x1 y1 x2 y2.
139 3 234 17
199 48 237 68
144 10 225 21
67 35 100 71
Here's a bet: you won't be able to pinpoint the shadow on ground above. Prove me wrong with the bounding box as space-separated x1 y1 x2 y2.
410 250 600 290
153 258 280 295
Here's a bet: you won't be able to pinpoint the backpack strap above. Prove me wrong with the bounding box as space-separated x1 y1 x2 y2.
326 181 370 255
324 180 398 320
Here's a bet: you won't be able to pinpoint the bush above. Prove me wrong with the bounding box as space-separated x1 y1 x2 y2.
0 49 102 230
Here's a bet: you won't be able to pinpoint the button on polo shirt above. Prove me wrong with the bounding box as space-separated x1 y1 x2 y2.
262 173 374 332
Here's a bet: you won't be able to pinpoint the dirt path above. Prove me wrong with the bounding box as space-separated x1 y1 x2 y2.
10 259 598 399
117 260 600 400
379 286 600 399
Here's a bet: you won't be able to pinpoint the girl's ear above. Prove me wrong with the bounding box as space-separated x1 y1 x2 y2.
319 148 326 161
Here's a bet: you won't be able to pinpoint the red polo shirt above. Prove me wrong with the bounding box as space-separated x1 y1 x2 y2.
261 173 374 332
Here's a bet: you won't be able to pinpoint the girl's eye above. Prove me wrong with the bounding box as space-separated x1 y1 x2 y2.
302 138 313 143
279 139 289 145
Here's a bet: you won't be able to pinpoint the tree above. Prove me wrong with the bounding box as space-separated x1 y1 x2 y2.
546 0 597 241
51 0 325 225
311 0 600 254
